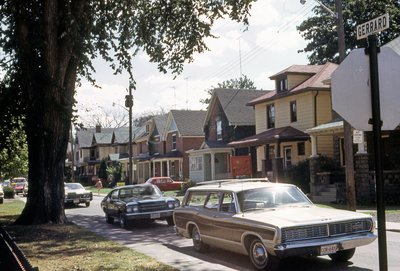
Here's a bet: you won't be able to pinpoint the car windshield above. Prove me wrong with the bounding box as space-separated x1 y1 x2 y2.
65 183 84 190
237 186 312 212
15 182 26 186
119 185 162 199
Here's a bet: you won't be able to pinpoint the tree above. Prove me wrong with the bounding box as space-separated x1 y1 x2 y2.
200 74 257 104
0 122 29 180
297 0 400 64
0 0 255 225
98 159 108 181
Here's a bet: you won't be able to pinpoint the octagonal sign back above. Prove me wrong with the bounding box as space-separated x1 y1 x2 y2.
331 47 400 131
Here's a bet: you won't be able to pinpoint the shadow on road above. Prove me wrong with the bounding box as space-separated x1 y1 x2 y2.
66 213 374 271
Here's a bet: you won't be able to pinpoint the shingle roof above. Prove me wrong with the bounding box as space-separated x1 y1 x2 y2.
75 128 95 148
170 110 207 136
269 64 322 79
211 88 269 126
153 114 168 137
247 62 338 106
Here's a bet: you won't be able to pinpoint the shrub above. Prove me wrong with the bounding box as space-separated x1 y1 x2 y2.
178 179 197 196
3 186 15 198
284 159 310 194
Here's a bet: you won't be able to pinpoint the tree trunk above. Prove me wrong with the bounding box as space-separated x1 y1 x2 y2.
14 0 79 225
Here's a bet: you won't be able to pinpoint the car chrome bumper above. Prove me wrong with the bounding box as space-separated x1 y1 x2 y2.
273 232 377 258
125 210 174 220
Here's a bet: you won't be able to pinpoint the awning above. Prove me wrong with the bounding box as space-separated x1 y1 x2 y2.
228 126 310 148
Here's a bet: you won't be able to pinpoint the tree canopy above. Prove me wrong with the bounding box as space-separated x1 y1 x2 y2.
0 0 255 224
200 74 257 104
297 0 400 64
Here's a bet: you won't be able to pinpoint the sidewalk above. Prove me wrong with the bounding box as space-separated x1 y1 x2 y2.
381 222 400 233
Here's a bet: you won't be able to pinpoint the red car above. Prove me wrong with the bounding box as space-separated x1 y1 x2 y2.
145 177 183 191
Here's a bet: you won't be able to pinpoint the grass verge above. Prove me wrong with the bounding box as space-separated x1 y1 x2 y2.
0 199 178 271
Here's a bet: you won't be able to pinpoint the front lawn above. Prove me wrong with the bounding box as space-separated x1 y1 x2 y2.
0 200 178 271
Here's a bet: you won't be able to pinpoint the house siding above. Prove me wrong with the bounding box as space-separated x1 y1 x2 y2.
288 74 311 89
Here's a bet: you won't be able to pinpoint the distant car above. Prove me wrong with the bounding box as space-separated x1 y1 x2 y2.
64 183 93 207
11 177 26 188
14 181 28 196
145 177 183 191
101 183 180 228
0 184 3 204
174 180 377 271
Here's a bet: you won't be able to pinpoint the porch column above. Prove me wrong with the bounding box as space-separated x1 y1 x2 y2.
310 135 318 157
179 159 183 179
211 152 216 180
148 162 151 178
167 160 170 177
160 160 164 176
152 161 155 176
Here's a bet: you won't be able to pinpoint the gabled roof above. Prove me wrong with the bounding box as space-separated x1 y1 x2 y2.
228 126 310 148
93 130 114 145
168 110 207 137
247 62 338 106
153 114 168 138
75 128 95 148
205 88 269 126
269 64 322 79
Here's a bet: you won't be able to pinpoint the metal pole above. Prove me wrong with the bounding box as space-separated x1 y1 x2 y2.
367 34 388 271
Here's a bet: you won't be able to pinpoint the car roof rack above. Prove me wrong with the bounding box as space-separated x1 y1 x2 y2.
196 178 270 187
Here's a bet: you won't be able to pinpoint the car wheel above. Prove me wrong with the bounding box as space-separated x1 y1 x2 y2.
249 239 279 271
105 213 114 224
329 248 356 262
119 214 128 229
166 216 175 226
85 202 90 207
192 226 208 252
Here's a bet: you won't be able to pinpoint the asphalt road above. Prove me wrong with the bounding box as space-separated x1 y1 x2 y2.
65 195 400 271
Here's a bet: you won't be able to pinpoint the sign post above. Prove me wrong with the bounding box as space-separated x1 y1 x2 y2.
358 14 389 271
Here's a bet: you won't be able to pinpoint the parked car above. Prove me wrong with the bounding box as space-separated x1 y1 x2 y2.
101 183 180 228
14 181 28 196
145 176 183 191
173 180 377 271
64 183 93 207
0 184 4 204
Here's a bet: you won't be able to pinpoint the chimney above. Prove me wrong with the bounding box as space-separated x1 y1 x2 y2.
95 124 101 133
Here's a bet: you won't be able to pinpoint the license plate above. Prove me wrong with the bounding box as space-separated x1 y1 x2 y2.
150 213 160 219
320 244 338 255
73 199 80 204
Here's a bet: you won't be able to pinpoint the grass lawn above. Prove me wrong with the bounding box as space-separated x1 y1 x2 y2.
0 199 178 271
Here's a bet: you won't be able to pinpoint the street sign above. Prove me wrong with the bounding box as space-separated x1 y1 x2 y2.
357 13 389 40
331 47 400 131
353 130 364 144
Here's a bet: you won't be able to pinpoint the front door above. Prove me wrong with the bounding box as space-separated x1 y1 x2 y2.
284 147 292 169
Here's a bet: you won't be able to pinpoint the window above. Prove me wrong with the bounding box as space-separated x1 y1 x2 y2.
204 192 220 210
277 78 288 92
290 101 297 122
216 119 222 141
172 134 177 150
185 191 208 207
190 156 203 171
267 104 275 129
297 142 305 156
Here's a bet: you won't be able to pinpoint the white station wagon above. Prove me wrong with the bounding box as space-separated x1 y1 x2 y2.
173 180 376 271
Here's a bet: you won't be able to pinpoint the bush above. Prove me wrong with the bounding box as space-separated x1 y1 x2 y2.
3 186 15 198
178 179 197 196
284 159 310 194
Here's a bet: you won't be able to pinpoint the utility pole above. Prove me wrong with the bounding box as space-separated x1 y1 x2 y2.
334 0 356 212
125 82 134 185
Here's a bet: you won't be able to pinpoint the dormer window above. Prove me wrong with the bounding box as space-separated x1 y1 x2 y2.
277 78 288 92
146 124 150 133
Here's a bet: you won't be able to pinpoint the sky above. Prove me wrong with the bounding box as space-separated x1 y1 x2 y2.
75 0 318 126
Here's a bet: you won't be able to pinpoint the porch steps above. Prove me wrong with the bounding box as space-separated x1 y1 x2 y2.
312 185 337 203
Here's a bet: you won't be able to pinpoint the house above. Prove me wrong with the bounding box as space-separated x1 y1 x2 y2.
187 88 268 182
133 114 168 183
229 63 338 183
74 125 115 183
154 109 207 180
